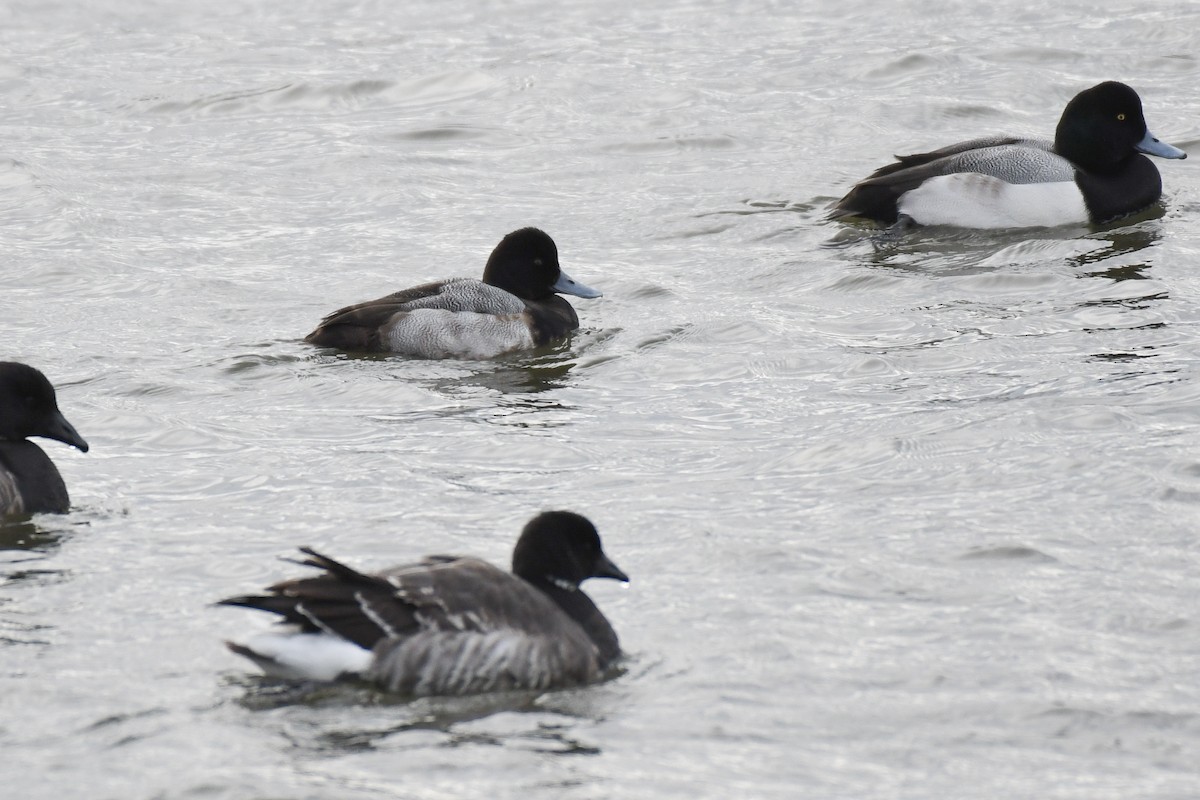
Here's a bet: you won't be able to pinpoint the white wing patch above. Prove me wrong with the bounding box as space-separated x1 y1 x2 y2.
383 309 536 359
236 632 373 681
355 591 401 637
900 173 1088 229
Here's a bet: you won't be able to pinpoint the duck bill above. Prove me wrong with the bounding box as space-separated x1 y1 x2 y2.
41 410 89 453
593 552 629 583
1136 129 1187 159
552 269 603 299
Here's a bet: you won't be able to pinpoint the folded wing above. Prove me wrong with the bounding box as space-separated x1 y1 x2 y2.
305 279 527 351
833 136 1073 223
221 548 605 694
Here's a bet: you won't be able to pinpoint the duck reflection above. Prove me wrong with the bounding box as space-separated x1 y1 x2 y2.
0 517 69 554
1071 220 1161 281
229 676 607 756
441 356 576 396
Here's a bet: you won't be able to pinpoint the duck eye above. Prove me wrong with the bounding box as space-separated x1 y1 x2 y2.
533 258 543 266
1117 113 1126 121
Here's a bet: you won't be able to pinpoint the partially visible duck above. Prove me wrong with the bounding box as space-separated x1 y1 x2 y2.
304 227 601 359
0 362 89 516
832 81 1187 229
219 510 629 696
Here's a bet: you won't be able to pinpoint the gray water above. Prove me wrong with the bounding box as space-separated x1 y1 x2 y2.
4 1 1200 797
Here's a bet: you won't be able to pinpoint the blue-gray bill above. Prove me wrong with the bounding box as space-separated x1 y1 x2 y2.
553 270 603 299
1136 129 1187 159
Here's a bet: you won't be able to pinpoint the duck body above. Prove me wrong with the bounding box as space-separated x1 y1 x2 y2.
305 277 583 359
0 362 89 516
832 82 1187 229
305 228 600 359
0 442 73 516
220 511 628 696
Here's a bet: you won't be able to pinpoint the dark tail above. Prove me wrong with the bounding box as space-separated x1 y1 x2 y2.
304 323 381 351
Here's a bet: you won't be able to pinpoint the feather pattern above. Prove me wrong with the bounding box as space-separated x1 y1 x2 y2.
888 139 1074 184
832 139 1079 226
831 82 1186 228
0 467 24 516
380 308 537 359
304 228 600 358
220 511 628 696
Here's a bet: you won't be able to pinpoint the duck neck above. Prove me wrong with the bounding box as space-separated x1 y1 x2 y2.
0 441 70 514
1055 121 1130 174
525 296 580 345
529 576 621 665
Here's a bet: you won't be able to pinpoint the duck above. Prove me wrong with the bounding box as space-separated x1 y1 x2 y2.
0 362 89 516
219 510 629 696
304 227 602 359
831 81 1187 230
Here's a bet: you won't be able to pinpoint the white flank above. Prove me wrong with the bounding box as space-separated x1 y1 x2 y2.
236 632 373 681
899 173 1088 229
384 309 535 359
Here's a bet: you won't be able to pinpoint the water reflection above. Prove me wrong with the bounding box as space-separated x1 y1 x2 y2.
442 357 576 396
1072 222 1161 279
820 204 1169 275
699 199 809 219
229 675 392 712
1 554 65 648
958 545 1056 562
292 340 585 396
316 716 601 756
1 516 74 653
404 354 585 427
0 517 69 553
229 674 609 755
1089 351 1158 363
0 603 54 648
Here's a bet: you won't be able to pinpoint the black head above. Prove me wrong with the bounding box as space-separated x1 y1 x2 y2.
481 228 602 302
0 362 89 451
1055 82 1167 172
512 510 629 589
481 228 563 300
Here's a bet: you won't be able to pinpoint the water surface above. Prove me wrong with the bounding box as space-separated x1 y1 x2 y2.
3 1 1199 797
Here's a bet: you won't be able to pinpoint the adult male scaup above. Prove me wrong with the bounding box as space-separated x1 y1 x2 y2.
305 227 601 359
0 362 89 516
219 510 628 696
832 81 1187 230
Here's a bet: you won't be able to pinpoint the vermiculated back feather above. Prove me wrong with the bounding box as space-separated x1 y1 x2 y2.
864 135 1028 178
305 280 531 353
832 138 1074 224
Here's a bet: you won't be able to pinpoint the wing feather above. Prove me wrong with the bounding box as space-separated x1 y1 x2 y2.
221 548 608 693
219 551 590 646
832 136 1073 224
305 280 527 352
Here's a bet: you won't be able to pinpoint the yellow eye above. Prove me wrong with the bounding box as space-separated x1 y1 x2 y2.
1117 113 1126 121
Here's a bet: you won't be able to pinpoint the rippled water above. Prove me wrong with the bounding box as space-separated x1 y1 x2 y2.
4 1 1200 797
